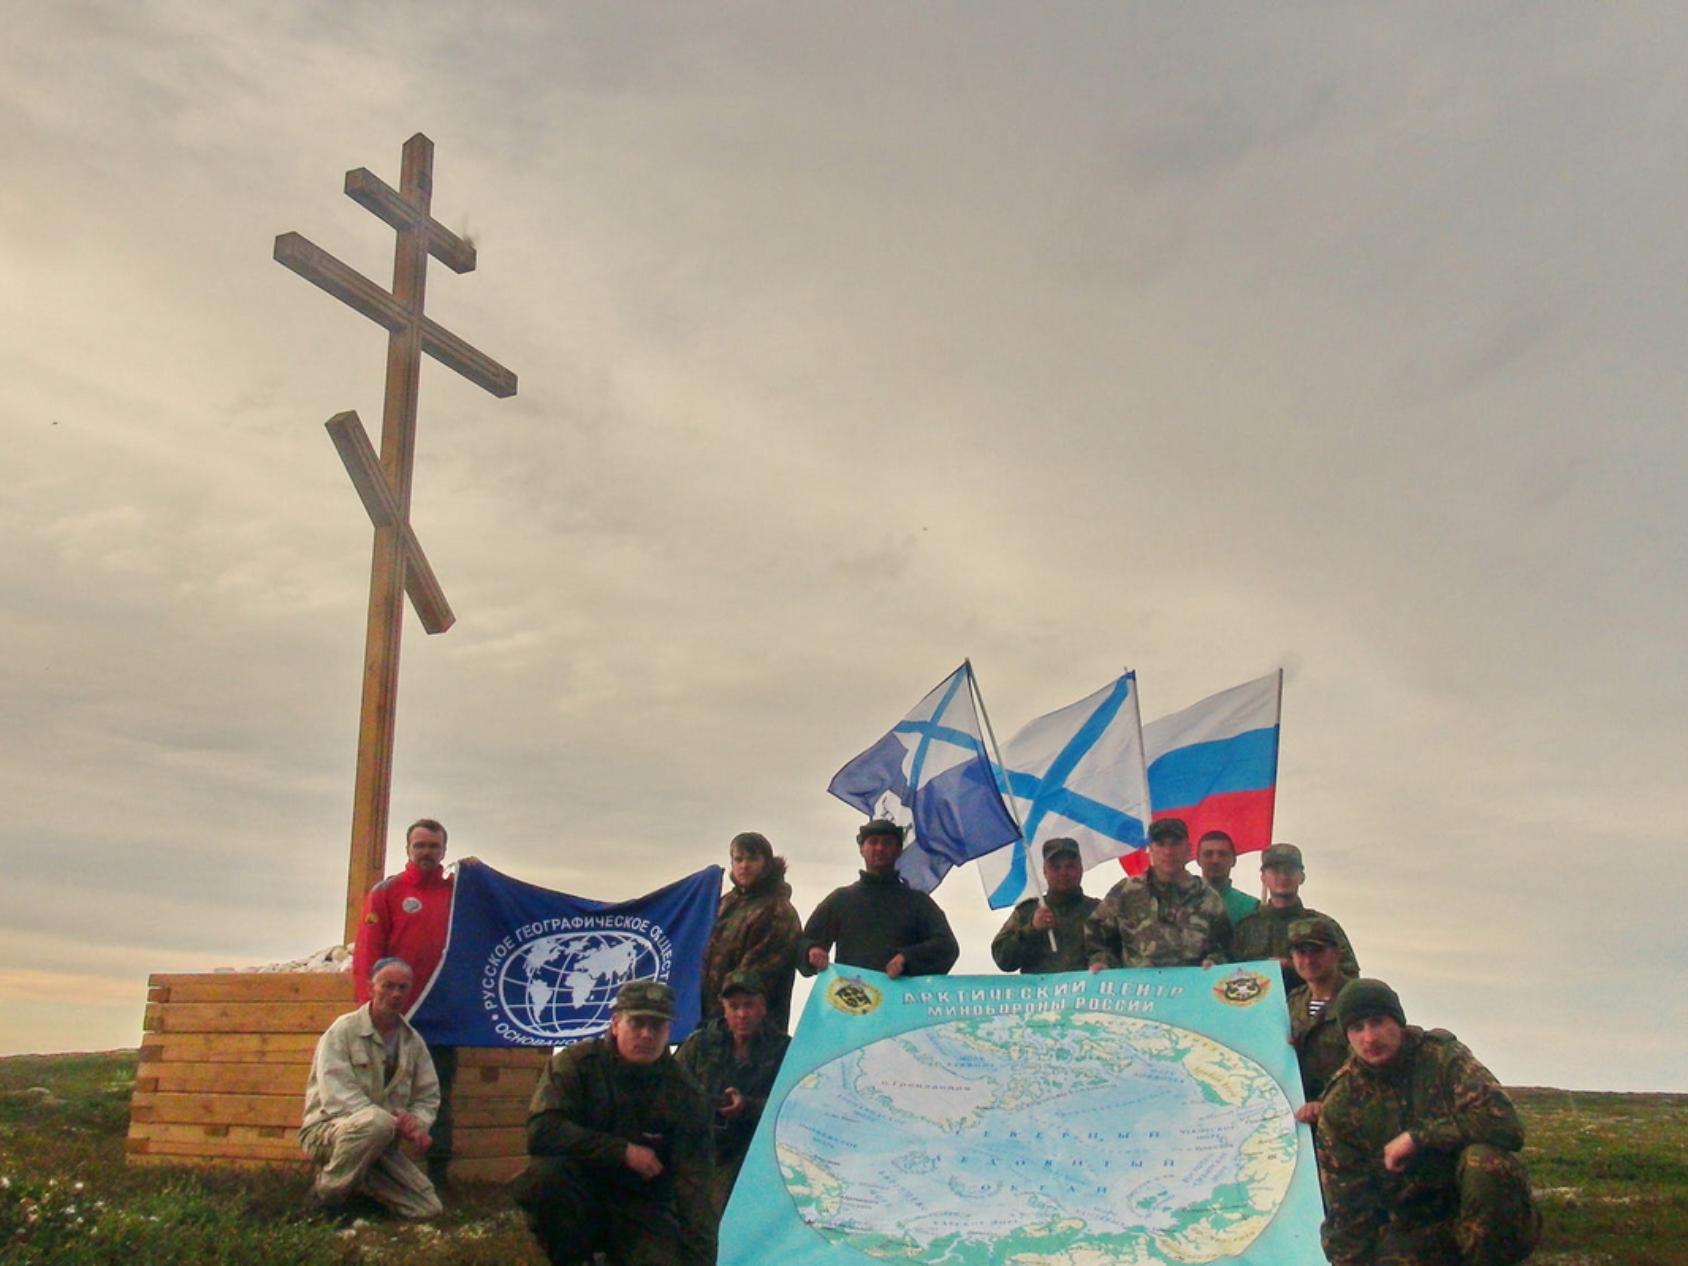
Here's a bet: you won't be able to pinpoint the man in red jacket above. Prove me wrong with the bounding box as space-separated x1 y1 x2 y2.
352 817 470 1189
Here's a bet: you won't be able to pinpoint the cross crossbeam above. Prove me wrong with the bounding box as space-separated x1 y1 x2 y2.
276 133 517 942
324 411 453 634
274 234 515 397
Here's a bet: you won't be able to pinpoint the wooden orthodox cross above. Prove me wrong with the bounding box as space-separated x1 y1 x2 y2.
274 134 517 943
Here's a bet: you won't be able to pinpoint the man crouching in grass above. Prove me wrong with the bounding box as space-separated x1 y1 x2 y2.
298 957 442 1219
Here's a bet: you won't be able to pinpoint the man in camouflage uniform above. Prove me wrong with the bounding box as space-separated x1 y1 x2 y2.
1196 829 1261 926
990 837 1099 974
512 980 716 1266
1317 979 1540 1266
1286 916 1352 1125
676 970 791 1213
1084 818 1231 970
700 831 803 1032
799 820 959 980
1232 843 1360 992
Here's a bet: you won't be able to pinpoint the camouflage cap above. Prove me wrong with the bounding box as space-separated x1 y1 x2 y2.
1041 836 1081 861
1287 916 1340 949
857 819 905 845
612 979 676 1020
1260 842 1305 870
718 969 765 999
1335 978 1406 1030
1147 818 1189 844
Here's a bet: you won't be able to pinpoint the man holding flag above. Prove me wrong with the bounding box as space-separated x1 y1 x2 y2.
990 836 1099 973
797 820 958 980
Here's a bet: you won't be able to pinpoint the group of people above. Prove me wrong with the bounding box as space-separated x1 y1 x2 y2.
297 815 1540 1266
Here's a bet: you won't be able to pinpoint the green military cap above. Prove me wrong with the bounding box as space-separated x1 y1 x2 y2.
1335 978 1406 1030
612 979 677 1020
719 970 764 999
1287 916 1340 949
857 819 905 845
1041 836 1081 861
1260 842 1305 870
1147 818 1189 843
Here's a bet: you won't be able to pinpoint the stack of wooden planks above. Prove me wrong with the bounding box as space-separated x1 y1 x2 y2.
128 972 548 1182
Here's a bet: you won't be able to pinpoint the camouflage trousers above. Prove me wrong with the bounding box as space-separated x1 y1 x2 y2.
510 1156 688 1266
1377 1144 1541 1266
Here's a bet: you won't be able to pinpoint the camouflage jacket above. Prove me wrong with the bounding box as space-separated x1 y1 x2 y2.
1233 899 1360 992
1084 870 1231 969
1288 985 1349 1104
797 870 959 978
526 1036 716 1266
990 889 1099 974
675 1017 791 1166
701 858 802 1033
1316 1027 1525 1266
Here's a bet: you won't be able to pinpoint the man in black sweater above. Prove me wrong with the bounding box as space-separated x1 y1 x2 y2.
797 820 959 980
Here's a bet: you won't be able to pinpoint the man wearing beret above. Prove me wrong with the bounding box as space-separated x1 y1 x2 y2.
1084 818 1232 970
513 980 716 1266
1316 979 1540 1266
798 819 960 980
676 970 792 1212
1232 843 1360 992
1285 917 1352 1126
990 837 1100 974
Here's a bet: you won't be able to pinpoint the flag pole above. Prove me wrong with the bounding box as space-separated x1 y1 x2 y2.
1262 666 1284 902
967 661 1057 953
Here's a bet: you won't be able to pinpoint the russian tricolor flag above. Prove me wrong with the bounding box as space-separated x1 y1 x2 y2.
1121 671 1282 875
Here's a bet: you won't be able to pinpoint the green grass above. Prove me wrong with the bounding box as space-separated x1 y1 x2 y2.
0 1052 540 1265
1514 1087 1688 1266
3 1053 1684 1263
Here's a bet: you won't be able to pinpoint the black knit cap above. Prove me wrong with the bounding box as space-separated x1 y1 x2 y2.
857 819 905 845
1335 978 1406 1030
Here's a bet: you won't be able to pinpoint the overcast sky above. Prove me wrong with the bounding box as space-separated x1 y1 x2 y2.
3 3 1684 1091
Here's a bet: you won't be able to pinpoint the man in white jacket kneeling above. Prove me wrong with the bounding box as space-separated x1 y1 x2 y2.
299 956 443 1219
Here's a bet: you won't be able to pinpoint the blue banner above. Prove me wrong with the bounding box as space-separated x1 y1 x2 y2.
722 963 1329 1264
408 862 721 1047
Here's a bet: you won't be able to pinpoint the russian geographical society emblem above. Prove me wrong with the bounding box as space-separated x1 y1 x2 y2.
1213 969 1272 1007
483 917 674 1044
826 976 883 1017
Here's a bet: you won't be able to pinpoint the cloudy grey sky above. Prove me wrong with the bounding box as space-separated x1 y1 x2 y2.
4 3 1684 1090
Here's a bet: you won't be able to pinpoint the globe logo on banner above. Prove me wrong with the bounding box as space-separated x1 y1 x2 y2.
492 928 668 1042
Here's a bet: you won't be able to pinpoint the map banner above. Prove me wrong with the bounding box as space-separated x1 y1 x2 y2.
722 963 1329 1265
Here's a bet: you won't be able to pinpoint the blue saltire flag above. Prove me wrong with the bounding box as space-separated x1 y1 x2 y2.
827 662 1021 893
975 671 1151 909
407 861 722 1047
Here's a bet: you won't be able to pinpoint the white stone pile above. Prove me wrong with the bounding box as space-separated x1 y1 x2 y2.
213 944 354 973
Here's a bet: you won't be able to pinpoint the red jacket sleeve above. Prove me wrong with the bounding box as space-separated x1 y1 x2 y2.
351 884 389 1004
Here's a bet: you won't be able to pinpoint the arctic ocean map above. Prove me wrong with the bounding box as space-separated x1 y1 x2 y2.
721 966 1329 1265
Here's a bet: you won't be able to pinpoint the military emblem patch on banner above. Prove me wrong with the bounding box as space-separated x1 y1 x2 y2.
826 975 884 1016
1214 968 1273 1006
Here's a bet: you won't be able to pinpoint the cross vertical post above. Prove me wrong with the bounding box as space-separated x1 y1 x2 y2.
347 134 431 943
275 133 517 944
